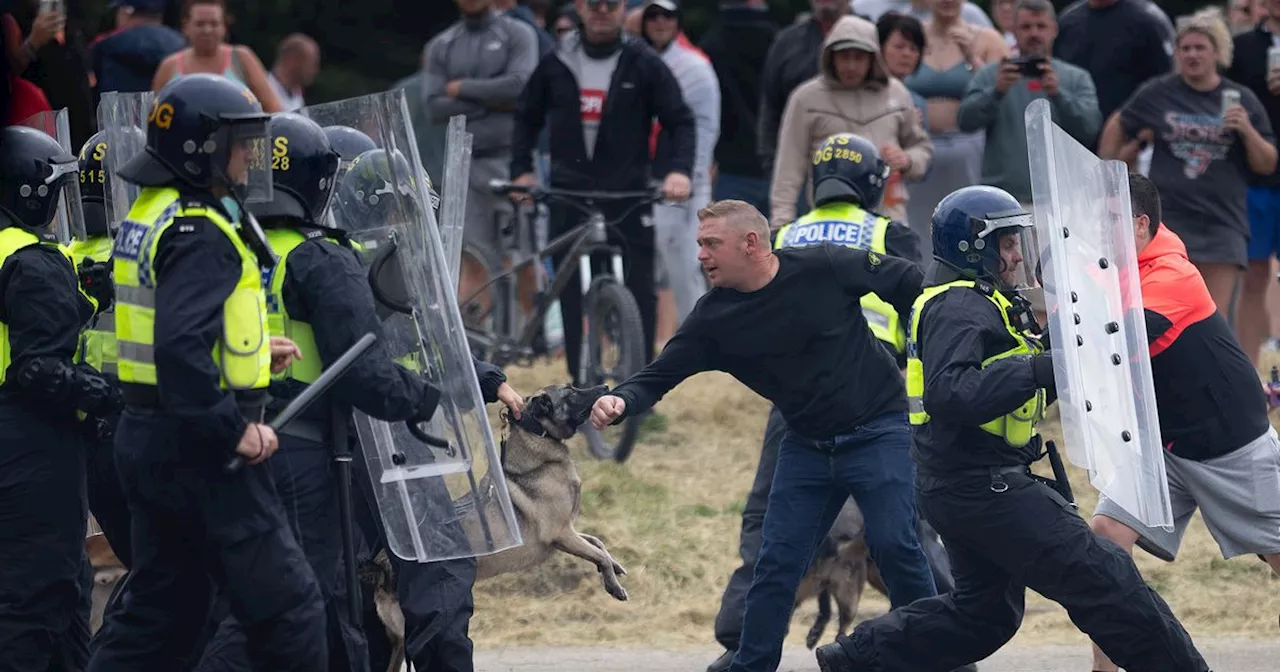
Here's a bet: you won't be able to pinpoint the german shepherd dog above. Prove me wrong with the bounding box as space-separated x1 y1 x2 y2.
359 383 629 671
795 500 890 648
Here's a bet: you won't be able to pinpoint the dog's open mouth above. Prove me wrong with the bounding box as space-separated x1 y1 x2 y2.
572 385 610 426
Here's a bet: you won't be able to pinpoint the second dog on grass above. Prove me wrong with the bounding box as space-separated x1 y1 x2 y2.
795 500 890 649
360 383 629 671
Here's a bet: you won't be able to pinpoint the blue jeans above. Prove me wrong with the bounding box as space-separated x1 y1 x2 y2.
729 412 937 672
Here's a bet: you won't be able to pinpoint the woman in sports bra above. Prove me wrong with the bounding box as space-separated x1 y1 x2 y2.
903 0 1006 258
151 0 283 112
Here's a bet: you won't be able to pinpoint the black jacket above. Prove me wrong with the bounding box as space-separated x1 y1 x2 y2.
1228 24 1280 189
757 19 825 175
910 267 1050 475
511 34 695 190
270 227 507 425
699 5 778 178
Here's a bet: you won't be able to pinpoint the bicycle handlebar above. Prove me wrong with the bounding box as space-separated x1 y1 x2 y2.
488 179 663 203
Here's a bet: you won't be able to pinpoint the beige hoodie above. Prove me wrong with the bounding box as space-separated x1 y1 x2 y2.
769 15 932 227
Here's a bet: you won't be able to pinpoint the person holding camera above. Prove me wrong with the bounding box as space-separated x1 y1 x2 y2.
957 0 1100 207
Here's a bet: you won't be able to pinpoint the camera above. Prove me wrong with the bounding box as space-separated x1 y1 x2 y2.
1011 56 1047 78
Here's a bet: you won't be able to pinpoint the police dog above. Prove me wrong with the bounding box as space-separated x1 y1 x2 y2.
86 523 128 633
361 383 628 670
795 500 890 648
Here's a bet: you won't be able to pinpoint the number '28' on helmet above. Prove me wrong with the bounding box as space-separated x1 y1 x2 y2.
249 113 342 227
930 185 1041 292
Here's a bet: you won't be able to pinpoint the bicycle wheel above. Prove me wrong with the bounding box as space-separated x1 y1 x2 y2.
580 280 645 463
459 238 504 362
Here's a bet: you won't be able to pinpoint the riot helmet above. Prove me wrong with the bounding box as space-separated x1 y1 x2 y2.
322 125 377 165
811 133 890 211
336 147 425 228
116 73 274 204
250 113 342 226
78 127 145 238
0 126 80 233
931 185 1040 293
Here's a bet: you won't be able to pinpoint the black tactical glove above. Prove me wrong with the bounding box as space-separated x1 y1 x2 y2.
75 364 122 417
411 380 443 425
78 257 115 314
1030 352 1056 389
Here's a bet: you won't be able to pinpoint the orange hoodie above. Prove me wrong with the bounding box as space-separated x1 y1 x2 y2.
1137 224 1269 460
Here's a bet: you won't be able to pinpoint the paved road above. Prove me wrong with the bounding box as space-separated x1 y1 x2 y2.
471 640 1278 671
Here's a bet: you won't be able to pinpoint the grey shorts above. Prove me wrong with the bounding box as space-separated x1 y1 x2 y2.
1094 427 1280 561
1163 218 1248 270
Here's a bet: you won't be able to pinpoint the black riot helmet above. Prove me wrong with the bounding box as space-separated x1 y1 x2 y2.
249 113 342 226
117 73 274 203
78 127 145 238
810 132 891 211
335 147 425 228
78 130 111 238
0 125 80 233
323 125 377 164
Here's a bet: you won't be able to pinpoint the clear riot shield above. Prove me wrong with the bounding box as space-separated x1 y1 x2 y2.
301 90 521 563
1024 99 1174 529
438 115 473 288
97 91 153 230
18 109 86 243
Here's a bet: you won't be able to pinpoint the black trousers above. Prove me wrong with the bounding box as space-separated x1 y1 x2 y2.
0 404 89 672
712 406 958 653
837 468 1209 672
549 201 656 385
87 411 328 672
192 430 369 672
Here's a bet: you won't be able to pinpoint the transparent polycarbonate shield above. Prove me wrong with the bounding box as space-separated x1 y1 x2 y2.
97 91 153 230
301 90 521 563
438 115 473 288
1025 99 1173 529
18 109 86 243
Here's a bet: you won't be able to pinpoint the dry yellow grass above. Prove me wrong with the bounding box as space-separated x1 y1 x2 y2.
468 357 1280 651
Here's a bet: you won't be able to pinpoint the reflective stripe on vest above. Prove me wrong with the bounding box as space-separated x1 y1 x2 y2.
263 228 325 384
773 203 905 353
905 280 1045 448
112 187 272 391
71 236 118 376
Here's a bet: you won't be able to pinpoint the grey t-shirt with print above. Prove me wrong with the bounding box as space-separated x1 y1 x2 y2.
1120 73 1274 263
559 39 622 161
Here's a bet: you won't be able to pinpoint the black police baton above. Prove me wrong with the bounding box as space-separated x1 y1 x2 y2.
223 332 378 474
1045 439 1077 509
331 399 362 624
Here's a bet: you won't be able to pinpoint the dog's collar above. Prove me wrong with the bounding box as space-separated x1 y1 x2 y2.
513 413 552 438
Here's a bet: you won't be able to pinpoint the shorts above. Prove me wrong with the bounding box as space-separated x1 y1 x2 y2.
1094 427 1280 561
463 154 515 255
1163 218 1248 269
1246 185 1280 262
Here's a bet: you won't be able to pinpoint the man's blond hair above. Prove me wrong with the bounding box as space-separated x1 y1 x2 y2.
697 200 771 241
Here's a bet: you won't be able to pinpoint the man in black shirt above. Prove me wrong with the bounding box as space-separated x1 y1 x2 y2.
1054 0 1173 137
812 185 1207 672
589 199 937 672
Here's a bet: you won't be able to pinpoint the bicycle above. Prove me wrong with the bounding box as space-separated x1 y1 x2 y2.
460 179 663 463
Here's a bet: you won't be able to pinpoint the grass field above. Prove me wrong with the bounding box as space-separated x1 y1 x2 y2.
467 358 1280 652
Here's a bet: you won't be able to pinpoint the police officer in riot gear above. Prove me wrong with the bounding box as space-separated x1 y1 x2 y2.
87 74 329 671
0 124 117 670
74 130 135 572
336 142 521 672
192 112 464 672
813 186 1209 672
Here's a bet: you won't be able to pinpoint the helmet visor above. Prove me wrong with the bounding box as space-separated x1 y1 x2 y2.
48 157 88 241
217 116 274 204
975 212 1042 293
315 155 342 224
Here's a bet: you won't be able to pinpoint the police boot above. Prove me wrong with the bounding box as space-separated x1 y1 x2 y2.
706 650 733 672
815 642 865 672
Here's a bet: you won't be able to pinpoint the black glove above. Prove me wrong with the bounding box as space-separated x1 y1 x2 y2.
412 381 443 425
1030 352 1056 389
75 364 122 417
78 257 115 313
81 413 118 444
